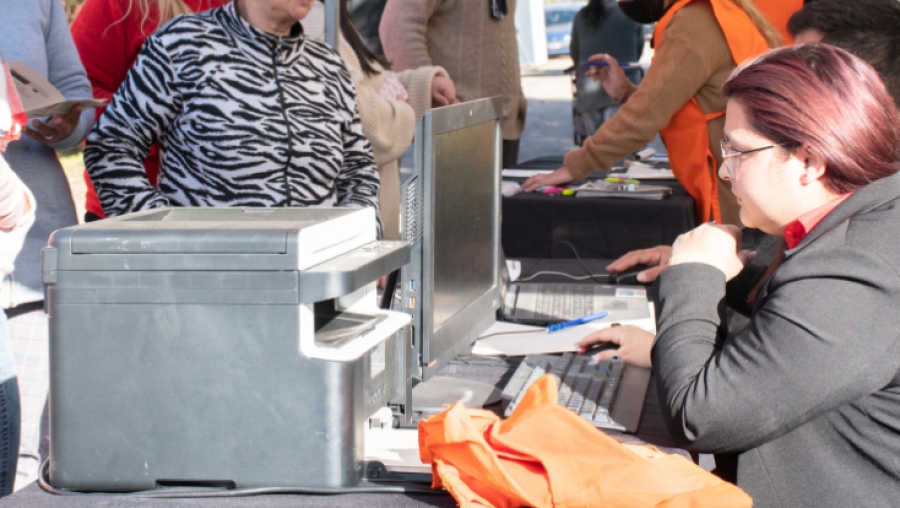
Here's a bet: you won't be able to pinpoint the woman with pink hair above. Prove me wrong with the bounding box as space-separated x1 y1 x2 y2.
651 44 900 507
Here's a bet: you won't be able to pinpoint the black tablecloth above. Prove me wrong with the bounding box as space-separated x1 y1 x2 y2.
502 156 696 260
2 366 677 508
0 252 682 507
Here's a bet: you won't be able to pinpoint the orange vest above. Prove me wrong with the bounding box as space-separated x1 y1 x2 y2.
753 0 803 45
654 0 769 223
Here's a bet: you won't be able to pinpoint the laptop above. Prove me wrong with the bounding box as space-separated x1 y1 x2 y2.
502 282 651 325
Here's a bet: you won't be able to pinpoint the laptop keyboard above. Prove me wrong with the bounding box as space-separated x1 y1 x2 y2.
501 353 632 432
533 285 596 320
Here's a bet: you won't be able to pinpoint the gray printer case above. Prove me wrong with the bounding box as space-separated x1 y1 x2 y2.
42 208 412 491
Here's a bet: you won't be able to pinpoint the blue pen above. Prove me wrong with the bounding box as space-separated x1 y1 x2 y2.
546 310 609 333
584 61 643 70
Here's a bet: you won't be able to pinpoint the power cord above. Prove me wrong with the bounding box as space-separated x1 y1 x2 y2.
38 460 444 498
519 241 610 285
476 329 546 340
518 270 608 283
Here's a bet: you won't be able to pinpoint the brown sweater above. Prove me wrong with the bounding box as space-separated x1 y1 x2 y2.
564 1 741 225
379 0 527 141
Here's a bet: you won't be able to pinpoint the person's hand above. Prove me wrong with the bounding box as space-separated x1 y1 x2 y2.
584 54 630 103
24 105 82 145
575 324 654 368
432 76 459 106
521 166 575 192
606 245 672 283
668 224 755 281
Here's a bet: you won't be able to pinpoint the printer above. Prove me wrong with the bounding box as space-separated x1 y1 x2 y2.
42 207 414 491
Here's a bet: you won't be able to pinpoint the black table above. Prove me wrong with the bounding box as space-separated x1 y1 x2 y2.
502 156 696 260
0 261 683 507
2 363 679 508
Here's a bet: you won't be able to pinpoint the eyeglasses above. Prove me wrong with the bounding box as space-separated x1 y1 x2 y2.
720 139 786 179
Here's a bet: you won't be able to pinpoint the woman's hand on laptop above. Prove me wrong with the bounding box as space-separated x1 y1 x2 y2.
606 245 672 283
576 324 654 369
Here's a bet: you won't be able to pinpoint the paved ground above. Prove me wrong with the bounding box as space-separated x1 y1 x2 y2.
518 56 580 164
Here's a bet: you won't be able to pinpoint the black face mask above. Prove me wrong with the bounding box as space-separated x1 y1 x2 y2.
618 0 669 24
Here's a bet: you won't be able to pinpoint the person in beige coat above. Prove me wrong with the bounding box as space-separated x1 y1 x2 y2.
304 1 458 239
379 0 527 169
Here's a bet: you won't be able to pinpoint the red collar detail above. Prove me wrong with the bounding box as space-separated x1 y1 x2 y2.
783 193 853 249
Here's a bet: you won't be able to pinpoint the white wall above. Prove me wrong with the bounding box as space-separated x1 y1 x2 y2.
515 0 548 68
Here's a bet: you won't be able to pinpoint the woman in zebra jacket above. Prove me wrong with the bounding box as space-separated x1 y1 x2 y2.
84 0 381 232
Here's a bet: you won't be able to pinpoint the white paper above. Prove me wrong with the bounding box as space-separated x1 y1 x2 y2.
8 61 105 117
364 425 430 473
473 303 656 357
502 169 553 178
505 259 522 282
501 181 522 197
634 147 656 161
621 161 675 180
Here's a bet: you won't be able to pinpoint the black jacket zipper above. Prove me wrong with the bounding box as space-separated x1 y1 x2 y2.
271 36 293 206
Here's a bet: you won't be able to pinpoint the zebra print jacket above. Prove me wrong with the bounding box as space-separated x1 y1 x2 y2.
84 3 379 225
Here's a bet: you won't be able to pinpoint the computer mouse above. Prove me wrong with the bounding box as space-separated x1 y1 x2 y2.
608 265 653 286
577 341 620 356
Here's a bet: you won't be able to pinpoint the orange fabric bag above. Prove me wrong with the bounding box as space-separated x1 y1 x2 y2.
418 375 752 508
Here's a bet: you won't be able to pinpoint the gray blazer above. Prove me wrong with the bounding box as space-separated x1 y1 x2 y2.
652 172 900 508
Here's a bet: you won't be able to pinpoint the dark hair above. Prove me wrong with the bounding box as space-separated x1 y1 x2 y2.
723 44 900 195
318 0 381 77
787 0 900 38
341 0 382 76
583 0 608 27
823 31 900 110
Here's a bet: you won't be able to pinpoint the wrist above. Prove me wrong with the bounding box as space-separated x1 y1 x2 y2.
668 252 722 270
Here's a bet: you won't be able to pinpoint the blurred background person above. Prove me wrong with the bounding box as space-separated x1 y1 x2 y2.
71 0 229 223
598 0 900 292
379 0 527 169
0 0 95 490
522 0 781 227
0 50 34 498
303 0 457 239
570 0 644 142
788 0 900 110
752 0 803 44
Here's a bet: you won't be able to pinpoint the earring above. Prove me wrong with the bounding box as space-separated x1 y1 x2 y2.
801 174 810 184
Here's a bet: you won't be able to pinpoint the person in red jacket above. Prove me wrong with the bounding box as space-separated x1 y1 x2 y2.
71 0 227 222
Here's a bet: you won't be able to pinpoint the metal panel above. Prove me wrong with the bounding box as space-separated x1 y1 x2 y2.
403 98 502 379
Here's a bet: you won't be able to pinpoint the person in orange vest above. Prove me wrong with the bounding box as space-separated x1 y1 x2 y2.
752 0 803 44
522 0 781 226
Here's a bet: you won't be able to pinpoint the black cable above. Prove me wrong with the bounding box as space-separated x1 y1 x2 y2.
476 329 546 340
520 241 609 285
38 460 444 498
380 269 399 310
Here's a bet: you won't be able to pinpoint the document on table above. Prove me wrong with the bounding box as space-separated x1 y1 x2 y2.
502 169 553 178
8 61 105 117
472 303 656 357
365 424 430 474
620 161 675 180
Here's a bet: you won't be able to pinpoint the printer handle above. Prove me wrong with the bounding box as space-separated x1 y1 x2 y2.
299 241 411 304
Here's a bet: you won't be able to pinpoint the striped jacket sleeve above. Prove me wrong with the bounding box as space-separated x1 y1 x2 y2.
332 64 382 231
84 35 179 217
